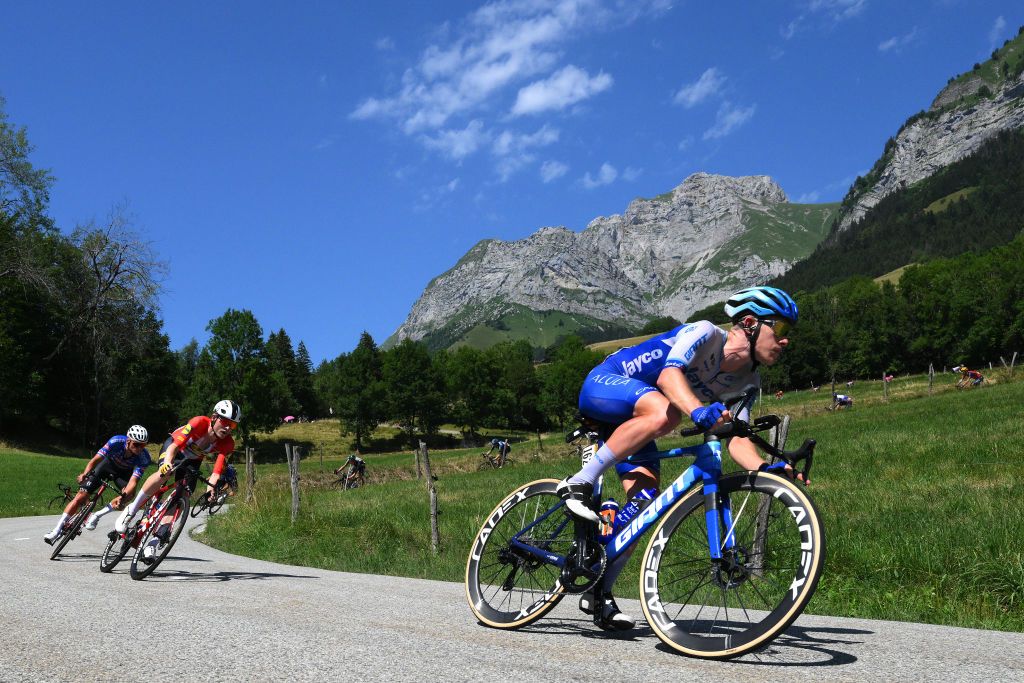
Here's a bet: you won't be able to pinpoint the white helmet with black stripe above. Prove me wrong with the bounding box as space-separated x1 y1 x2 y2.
213 399 242 422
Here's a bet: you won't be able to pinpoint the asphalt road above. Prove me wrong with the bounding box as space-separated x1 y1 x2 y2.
2 513 1022 683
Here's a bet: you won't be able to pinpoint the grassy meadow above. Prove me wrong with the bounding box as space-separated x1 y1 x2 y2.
4 368 1022 631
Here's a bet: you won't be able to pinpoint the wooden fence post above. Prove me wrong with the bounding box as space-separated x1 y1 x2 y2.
414 444 422 480
287 443 300 524
419 440 440 554
245 447 256 503
928 363 935 394
882 371 888 401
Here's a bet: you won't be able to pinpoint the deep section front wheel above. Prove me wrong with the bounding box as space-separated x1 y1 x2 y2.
465 479 571 629
99 523 137 573
640 471 825 660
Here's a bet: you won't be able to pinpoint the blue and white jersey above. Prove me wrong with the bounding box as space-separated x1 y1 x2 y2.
95 435 152 479
583 320 760 424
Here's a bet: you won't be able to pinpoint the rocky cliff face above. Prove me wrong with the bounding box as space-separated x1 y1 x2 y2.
838 71 1024 231
392 173 835 347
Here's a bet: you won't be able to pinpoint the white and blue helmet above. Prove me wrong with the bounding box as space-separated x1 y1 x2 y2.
724 286 798 323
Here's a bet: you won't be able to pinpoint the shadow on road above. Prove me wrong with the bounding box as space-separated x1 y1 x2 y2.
139 568 320 583
671 623 872 667
513 616 868 667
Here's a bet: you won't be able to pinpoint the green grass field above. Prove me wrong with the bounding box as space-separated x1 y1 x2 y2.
4 370 1021 631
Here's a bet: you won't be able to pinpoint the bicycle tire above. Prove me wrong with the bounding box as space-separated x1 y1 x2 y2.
190 496 209 518
129 496 188 580
99 522 137 573
640 471 825 660
477 459 493 471
207 493 227 515
465 479 570 629
49 499 97 561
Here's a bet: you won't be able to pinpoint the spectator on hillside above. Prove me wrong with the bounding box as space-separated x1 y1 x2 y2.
832 392 854 410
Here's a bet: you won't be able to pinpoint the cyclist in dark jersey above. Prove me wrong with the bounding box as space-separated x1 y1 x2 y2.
44 426 151 543
557 286 799 630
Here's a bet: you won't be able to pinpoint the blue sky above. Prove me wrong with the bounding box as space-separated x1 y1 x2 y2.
1 1 1021 364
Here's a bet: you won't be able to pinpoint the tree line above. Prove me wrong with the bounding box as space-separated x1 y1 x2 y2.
4 93 1022 454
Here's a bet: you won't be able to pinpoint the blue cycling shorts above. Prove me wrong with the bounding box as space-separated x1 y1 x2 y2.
578 366 662 475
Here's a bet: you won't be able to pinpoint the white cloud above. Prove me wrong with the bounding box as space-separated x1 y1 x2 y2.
581 162 618 189
703 102 756 140
678 135 694 151
491 124 560 156
447 178 460 192
783 0 865 39
375 36 396 51
794 191 821 203
878 27 918 53
511 65 614 116
419 120 490 160
990 16 1007 51
673 67 726 108
809 0 866 21
350 0 669 162
540 160 569 182
491 125 560 181
622 166 642 181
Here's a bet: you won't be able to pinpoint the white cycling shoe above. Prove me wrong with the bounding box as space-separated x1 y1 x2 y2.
43 529 59 545
141 542 157 564
556 478 600 524
581 591 636 631
114 509 135 533
84 513 100 531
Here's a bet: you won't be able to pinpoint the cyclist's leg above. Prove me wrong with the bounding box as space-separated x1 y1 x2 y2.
563 377 678 494
46 461 112 539
583 452 661 630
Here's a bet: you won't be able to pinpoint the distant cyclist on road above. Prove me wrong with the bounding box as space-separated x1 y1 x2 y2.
115 400 240 562
556 286 799 631
44 425 151 543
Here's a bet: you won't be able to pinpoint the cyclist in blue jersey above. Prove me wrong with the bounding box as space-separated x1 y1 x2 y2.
44 425 152 543
556 286 799 630
486 438 511 466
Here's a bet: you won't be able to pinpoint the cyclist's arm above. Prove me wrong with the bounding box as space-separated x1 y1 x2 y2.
656 366 727 425
159 441 182 472
78 454 104 483
724 436 764 471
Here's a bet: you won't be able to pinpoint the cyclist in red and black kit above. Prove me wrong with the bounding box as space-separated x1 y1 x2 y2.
115 400 240 561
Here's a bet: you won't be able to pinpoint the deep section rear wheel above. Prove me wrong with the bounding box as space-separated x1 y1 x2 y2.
640 471 825 660
49 499 96 561
129 496 188 580
465 479 571 629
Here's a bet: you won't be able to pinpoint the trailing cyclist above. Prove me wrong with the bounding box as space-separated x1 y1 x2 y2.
486 438 511 466
334 453 366 488
556 286 799 631
832 392 854 409
44 425 151 543
115 400 240 562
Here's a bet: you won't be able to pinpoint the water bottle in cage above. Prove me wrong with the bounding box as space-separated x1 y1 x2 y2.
613 488 656 531
598 499 619 542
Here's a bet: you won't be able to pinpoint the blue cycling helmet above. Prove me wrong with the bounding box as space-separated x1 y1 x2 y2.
724 286 798 323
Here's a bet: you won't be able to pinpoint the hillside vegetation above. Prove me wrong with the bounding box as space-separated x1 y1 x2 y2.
775 128 1024 294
